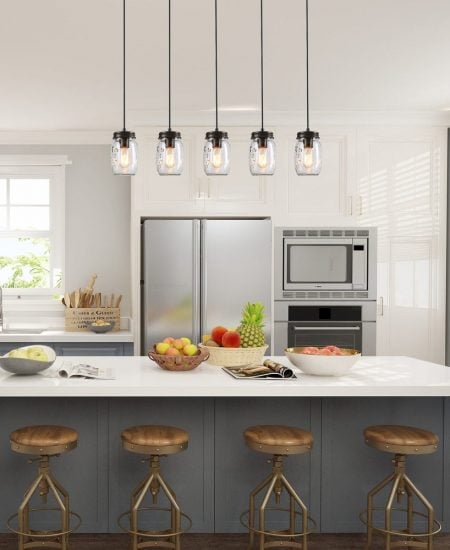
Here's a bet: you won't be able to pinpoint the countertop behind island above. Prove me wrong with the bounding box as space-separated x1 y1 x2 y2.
0 355 448 397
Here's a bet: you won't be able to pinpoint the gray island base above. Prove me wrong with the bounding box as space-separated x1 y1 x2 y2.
0 356 448 536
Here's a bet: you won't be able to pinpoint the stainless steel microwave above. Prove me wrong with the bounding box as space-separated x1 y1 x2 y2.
274 227 377 300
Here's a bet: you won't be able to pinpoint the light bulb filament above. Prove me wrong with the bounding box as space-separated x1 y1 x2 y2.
119 146 130 169
212 146 223 169
165 146 175 169
303 146 314 170
257 146 268 169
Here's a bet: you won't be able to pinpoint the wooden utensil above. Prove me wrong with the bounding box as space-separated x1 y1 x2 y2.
64 292 71 308
70 291 75 309
83 274 97 295
74 289 80 309
115 294 122 308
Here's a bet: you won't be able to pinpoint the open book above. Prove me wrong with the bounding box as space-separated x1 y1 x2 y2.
58 362 116 380
222 359 296 380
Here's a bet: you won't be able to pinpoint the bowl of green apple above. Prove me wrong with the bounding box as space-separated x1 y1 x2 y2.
0 345 56 375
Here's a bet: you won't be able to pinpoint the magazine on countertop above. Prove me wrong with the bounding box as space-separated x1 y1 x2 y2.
222 359 296 380
58 362 116 380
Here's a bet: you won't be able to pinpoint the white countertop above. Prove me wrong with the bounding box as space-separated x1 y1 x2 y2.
0 330 134 343
0 355 449 397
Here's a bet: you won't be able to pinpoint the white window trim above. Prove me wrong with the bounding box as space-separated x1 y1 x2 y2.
0 156 67 301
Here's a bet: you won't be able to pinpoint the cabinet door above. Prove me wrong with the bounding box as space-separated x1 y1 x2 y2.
357 128 446 362
200 129 272 216
132 130 205 216
56 344 124 356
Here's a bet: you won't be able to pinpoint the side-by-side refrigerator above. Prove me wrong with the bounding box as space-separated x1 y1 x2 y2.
141 218 272 354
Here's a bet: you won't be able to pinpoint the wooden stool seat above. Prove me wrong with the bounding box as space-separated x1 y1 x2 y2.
244 424 313 455
10 425 78 455
121 425 189 455
364 424 439 455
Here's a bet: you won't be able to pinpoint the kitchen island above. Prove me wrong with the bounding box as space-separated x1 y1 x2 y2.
0 355 448 536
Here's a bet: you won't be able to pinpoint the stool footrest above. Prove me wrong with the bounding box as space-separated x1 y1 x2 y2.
118 506 192 538
360 507 442 538
6 508 82 538
240 507 316 538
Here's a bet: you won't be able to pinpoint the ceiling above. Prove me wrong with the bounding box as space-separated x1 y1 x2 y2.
2 0 450 131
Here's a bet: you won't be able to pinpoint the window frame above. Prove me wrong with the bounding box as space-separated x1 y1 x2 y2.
0 156 66 300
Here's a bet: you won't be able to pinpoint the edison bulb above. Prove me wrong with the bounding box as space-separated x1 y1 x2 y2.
303 147 314 170
165 147 175 169
212 146 223 169
119 146 130 169
257 147 268 169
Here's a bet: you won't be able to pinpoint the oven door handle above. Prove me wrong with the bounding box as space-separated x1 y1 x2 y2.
293 326 361 331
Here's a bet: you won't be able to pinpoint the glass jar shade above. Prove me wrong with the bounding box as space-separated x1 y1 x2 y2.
249 132 276 175
295 132 321 176
111 131 138 175
156 132 183 175
203 131 230 175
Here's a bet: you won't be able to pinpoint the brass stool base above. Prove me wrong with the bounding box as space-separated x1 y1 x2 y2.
7 455 80 550
243 455 313 550
119 456 191 550
361 454 441 550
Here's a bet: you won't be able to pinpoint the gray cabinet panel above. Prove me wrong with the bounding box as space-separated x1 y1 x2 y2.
214 397 314 532
108 397 215 533
56 344 125 356
0 398 109 533
321 397 445 533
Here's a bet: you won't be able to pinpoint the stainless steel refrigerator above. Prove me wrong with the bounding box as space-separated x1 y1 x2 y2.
141 218 272 354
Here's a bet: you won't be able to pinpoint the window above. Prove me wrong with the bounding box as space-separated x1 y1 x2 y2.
0 158 66 297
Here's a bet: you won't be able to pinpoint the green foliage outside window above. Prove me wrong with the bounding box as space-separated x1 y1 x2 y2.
0 237 58 288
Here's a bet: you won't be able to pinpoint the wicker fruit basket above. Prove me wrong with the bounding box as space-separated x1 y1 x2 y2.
148 346 210 372
199 344 268 367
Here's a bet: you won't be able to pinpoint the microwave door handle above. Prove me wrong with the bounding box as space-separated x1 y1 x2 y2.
293 326 361 331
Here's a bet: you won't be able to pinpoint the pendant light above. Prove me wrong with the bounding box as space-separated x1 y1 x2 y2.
295 0 321 176
203 0 230 176
156 0 183 175
249 0 275 176
111 0 138 175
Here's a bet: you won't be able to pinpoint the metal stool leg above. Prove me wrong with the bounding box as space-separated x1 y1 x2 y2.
404 474 435 550
280 473 309 550
384 473 401 550
259 474 278 550
247 473 274 550
365 473 396 549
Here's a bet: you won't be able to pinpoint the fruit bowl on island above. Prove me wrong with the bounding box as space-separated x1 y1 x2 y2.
148 345 210 372
285 346 361 377
0 345 56 375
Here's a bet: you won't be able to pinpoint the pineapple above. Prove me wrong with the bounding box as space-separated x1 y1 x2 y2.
237 302 266 348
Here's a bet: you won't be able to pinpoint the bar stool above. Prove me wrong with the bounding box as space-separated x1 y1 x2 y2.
7 425 81 550
118 425 191 550
241 424 314 549
361 424 441 549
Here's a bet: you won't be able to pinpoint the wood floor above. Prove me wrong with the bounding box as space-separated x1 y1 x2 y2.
0 533 449 549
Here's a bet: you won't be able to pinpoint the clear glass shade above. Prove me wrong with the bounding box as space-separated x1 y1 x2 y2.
111 132 138 175
156 133 183 175
249 132 276 175
203 132 230 175
295 132 322 176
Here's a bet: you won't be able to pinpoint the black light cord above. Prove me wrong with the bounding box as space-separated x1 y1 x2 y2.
260 0 264 131
305 0 310 131
168 0 172 131
214 0 219 131
122 0 126 131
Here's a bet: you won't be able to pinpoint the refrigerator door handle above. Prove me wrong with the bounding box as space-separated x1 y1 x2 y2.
200 220 207 340
192 220 201 346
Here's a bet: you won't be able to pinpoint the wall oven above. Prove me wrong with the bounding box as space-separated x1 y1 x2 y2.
274 302 377 355
275 227 377 301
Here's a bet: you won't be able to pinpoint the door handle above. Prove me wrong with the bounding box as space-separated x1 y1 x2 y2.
293 326 361 331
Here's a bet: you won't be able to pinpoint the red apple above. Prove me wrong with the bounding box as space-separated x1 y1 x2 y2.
222 330 241 348
211 326 228 346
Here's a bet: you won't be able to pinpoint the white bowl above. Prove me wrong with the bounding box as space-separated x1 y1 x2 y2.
284 347 361 376
0 346 56 375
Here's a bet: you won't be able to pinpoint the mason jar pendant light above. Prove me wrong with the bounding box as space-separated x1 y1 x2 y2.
295 0 321 176
111 0 138 175
156 0 183 175
203 0 230 176
249 0 275 176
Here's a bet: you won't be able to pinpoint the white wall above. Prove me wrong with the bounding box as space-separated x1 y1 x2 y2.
0 144 131 317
